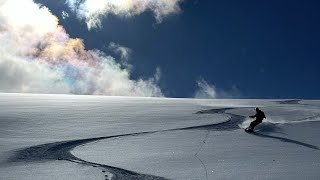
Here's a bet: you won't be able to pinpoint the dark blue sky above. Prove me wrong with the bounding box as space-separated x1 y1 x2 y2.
39 0 320 99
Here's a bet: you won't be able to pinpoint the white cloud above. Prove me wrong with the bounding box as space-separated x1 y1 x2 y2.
108 42 131 61
108 42 132 70
194 78 217 99
0 53 69 94
0 0 163 97
65 0 184 29
194 78 242 99
61 11 69 19
153 67 161 82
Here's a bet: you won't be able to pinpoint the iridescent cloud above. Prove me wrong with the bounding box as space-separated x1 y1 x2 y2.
0 0 165 96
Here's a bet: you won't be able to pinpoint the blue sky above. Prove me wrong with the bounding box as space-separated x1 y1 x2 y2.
35 0 320 98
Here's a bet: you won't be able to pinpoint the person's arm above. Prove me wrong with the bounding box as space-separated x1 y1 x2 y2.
249 114 256 118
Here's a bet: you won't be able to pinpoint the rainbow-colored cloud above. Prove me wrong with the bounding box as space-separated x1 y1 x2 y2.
0 0 182 96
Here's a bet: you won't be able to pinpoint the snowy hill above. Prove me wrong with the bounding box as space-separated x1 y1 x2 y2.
0 93 319 179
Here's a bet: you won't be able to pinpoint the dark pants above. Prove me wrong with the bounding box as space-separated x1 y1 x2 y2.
250 119 262 130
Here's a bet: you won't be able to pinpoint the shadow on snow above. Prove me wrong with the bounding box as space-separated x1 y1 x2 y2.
251 132 319 150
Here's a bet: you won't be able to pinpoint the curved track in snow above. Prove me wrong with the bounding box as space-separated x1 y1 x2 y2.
8 100 319 179
9 131 168 180
8 108 245 179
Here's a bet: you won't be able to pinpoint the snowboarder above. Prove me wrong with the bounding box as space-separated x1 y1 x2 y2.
245 108 266 132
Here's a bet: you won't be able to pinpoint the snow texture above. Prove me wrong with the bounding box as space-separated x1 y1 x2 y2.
0 93 320 179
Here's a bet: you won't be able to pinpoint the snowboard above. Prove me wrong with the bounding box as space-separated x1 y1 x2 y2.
245 127 253 133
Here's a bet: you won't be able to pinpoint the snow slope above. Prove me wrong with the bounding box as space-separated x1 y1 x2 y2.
0 93 319 179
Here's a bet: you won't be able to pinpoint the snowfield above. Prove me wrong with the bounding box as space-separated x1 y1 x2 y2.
0 93 319 179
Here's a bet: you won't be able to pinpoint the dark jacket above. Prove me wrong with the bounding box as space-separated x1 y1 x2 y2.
250 110 266 121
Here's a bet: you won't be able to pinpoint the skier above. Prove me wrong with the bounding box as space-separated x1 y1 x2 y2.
246 108 266 132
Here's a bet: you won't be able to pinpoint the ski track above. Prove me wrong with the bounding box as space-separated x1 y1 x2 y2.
6 100 320 179
274 99 301 105
194 130 210 180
